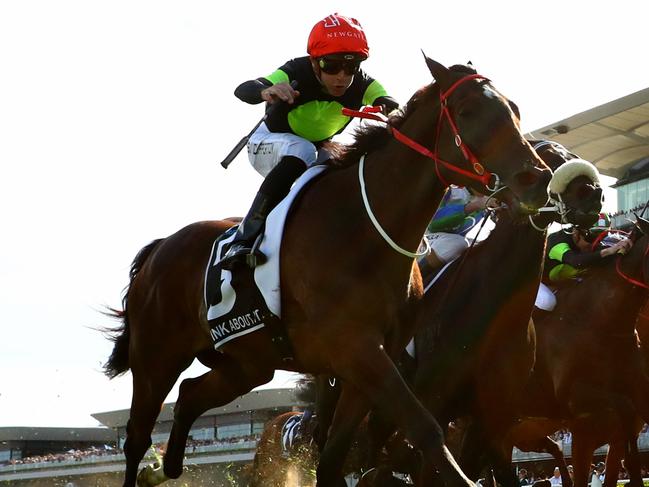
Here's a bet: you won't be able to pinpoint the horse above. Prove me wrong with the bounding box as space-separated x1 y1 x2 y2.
409 184 600 487
345 140 602 487
102 58 552 487
247 411 318 487
515 219 649 487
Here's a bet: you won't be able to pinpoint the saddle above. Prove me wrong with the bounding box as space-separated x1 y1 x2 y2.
203 166 328 360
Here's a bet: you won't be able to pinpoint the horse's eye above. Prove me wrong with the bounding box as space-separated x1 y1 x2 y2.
457 106 475 118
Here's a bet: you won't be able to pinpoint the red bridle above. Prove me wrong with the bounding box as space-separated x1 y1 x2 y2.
342 73 498 190
616 241 649 290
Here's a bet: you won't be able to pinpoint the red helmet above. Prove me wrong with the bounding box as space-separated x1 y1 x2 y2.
307 13 369 59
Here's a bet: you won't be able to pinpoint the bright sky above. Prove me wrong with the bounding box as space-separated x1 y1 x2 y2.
1 1 647 428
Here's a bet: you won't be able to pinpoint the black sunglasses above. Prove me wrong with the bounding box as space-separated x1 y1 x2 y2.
318 57 361 76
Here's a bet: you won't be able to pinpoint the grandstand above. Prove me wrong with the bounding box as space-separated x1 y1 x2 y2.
0 388 304 486
530 86 649 226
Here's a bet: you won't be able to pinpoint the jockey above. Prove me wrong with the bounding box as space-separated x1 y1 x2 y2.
544 212 632 283
418 185 489 275
220 13 399 269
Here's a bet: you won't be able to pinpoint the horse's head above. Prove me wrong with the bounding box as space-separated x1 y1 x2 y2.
533 140 604 227
423 56 552 216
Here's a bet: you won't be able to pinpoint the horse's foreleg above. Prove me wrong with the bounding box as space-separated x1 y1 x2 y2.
313 374 341 452
333 342 472 487
366 408 399 469
162 355 273 480
316 382 369 487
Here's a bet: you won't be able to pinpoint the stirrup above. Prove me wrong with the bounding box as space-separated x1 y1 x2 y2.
220 234 266 269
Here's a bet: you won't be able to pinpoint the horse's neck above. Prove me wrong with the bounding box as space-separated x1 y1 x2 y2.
560 250 647 336
601 239 649 320
362 113 447 254
487 215 546 271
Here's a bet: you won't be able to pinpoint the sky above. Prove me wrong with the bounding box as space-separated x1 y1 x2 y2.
1 1 647 428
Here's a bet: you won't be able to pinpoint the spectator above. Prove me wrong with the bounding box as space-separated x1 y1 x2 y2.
590 462 604 487
549 467 562 487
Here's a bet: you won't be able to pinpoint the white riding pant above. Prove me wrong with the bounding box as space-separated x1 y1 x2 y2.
535 282 557 311
247 123 330 177
424 232 469 263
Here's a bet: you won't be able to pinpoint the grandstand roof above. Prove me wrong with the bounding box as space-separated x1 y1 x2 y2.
530 87 649 180
0 427 114 443
91 387 302 428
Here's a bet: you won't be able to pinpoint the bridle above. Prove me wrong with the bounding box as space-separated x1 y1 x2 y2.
344 73 502 192
346 73 508 258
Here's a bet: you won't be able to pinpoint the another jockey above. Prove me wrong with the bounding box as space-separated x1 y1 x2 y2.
544 213 632 283
220 13 399 269
418 185 489 275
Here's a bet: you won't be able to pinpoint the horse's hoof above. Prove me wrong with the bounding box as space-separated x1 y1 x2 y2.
137 461 170 487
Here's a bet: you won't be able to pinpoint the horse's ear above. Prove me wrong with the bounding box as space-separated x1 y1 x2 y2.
635 214 649 236
509 99 521 120
422 51 450 88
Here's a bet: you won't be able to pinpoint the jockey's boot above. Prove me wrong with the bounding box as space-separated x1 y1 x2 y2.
219 156 306 269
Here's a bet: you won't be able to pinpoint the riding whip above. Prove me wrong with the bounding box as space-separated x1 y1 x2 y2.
220 81 298 169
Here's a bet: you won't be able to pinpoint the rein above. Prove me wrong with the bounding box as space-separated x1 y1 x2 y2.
587 228 648 289
359 154 430 258
616 239 649 290
343 73 500 191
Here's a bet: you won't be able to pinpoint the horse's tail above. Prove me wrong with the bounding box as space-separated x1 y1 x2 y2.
103 238 165 379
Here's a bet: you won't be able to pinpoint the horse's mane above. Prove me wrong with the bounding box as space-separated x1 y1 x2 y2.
331 64 478 168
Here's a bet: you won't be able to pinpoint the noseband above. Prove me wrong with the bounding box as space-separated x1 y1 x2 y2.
344 73 502 192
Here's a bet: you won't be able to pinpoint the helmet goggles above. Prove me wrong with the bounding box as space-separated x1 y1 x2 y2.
318 54 362 75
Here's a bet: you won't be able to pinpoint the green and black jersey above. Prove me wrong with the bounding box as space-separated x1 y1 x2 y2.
544 230 605 282
235 56 397 143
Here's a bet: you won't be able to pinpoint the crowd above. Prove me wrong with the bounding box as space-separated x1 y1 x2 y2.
610 203 649 218
5 445 119 466
515 461 649 487
2 433 261 467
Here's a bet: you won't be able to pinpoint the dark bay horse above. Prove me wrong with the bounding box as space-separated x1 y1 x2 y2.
314 141 601 487
409 191 601 487
517 220 649 487
103 58 552 487
346 140 602 487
